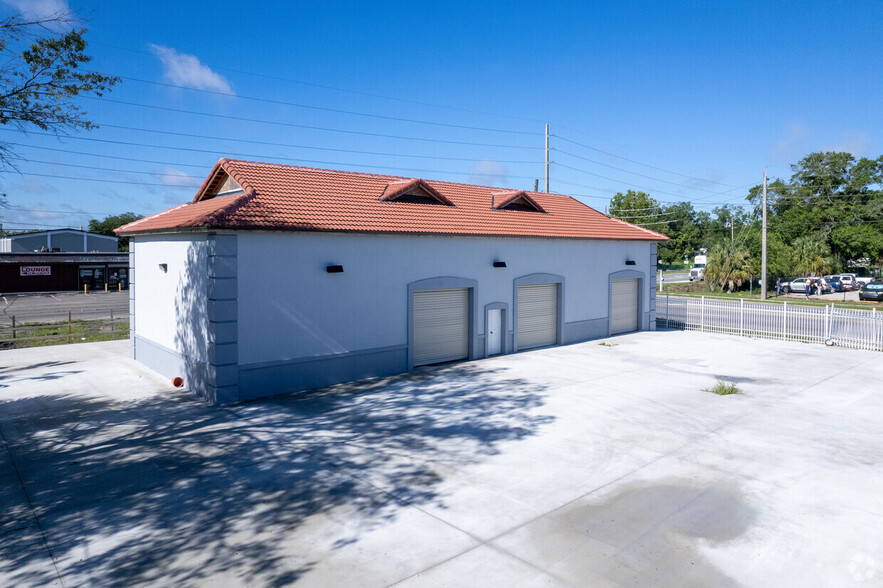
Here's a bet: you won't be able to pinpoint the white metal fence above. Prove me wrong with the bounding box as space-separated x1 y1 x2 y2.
657 295 883 352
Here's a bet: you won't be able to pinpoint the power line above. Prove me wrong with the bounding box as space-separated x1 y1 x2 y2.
9 143 211 169
555 133 751 187
79 95 544 150
91 42 548 125
8 206 121 215
554 161 753 202
114 76 542 137
555 148 747 195
6 172 201 188
95 123 538 164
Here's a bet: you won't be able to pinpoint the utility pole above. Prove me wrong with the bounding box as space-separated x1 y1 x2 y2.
761 169 768 300
544 123 550 193
731 221 734 243
534 179 539 192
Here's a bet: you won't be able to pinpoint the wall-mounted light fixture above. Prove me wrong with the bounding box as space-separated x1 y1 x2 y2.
493 261 507 268
159 263 168 273
326 264 344 273
625 260 636 266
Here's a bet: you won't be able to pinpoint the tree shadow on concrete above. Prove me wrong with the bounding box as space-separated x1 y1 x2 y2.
0 361 82 388
0 362 553 586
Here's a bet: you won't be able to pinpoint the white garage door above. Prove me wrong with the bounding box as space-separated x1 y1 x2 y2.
517 283 559 350
610 278 639 334
413 288 469 366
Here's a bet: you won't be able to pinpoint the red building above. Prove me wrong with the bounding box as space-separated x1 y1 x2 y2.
0 252 129 294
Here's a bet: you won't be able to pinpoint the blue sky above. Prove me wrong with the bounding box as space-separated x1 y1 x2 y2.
0 0 880 231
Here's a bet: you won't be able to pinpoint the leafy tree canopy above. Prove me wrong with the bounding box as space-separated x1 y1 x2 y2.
608 190 662 227
89 212 141 252
747 151 883 267
0 13 119 168
704 240 755 293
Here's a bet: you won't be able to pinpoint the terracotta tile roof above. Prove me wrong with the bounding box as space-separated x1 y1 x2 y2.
117 159 667 241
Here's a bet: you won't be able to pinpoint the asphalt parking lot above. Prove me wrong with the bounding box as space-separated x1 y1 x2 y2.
2 332 882 586
0 291 129 325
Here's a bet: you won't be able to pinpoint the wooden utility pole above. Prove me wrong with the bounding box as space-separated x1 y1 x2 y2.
761 170 768 300
544 123 550 192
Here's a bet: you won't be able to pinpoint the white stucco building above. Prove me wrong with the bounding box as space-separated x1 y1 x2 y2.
118 159 666 404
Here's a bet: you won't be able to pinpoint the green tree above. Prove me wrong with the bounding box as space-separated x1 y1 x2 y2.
704 240 755 293
0 14 119 168
791 236 832 276
608 190 662 227
746 151 883 272
89 212 142 252
656 201 704 266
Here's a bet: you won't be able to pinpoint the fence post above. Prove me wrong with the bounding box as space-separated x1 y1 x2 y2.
111 309 115 340
873 307 878 351
783 302 787 340
740 299 744 337
68 310 72 344
700 296 705 332
824 303 830 342
11 316 15 340
666 293 670 328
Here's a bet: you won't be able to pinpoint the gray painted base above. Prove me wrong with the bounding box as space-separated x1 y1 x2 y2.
563 318 609 344
237 345 408 402
137 315 647 404
133 335 219 403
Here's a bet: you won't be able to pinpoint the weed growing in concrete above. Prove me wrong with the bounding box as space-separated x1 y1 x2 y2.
704 380 741 395
598 342 617 347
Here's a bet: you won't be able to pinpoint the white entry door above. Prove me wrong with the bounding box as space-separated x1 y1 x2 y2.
487 308 502 355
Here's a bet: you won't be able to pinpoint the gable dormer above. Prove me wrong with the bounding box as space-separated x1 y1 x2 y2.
195 165 245 203
380 178 453 206
492 190 546 213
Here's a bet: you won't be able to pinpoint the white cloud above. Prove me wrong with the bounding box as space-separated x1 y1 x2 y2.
824 131 872 157
1 0 70 22
470 160 508 187
149 44 234 94
159 166 196 187
769 121 811 165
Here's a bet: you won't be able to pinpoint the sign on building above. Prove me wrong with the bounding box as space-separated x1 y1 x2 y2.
20 266 51 276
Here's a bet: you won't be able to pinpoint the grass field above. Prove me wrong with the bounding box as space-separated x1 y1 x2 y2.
0 319 129 349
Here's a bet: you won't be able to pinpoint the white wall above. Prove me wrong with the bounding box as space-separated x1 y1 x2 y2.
133 235 209 362
237 231 654 365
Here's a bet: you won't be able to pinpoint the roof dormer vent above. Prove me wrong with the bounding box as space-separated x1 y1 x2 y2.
380 179 453 206
492 190 546 213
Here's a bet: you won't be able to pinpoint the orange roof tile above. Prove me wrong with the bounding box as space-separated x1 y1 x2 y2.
117 159 667 241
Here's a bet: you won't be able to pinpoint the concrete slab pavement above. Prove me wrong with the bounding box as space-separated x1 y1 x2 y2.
1 332 881 586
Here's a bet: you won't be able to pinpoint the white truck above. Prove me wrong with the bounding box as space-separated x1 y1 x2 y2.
689 253 707 281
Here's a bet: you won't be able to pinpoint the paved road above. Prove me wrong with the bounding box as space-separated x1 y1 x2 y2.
659 272 691 284
0 291 129 325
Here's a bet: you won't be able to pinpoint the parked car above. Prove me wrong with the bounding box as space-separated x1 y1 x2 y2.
782 277 830 295
824 275 845 292
838 274 857 291
858 281 883 302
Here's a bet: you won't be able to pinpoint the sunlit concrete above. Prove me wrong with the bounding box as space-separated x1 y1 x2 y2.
1 332 881 586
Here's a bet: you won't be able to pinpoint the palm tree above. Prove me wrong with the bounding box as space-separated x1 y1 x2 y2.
705 240 755 293
792 236 831 276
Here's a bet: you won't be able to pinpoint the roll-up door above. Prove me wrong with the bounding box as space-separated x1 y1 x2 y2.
610 278 639 334
517 283 559 350
413 288 470 366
